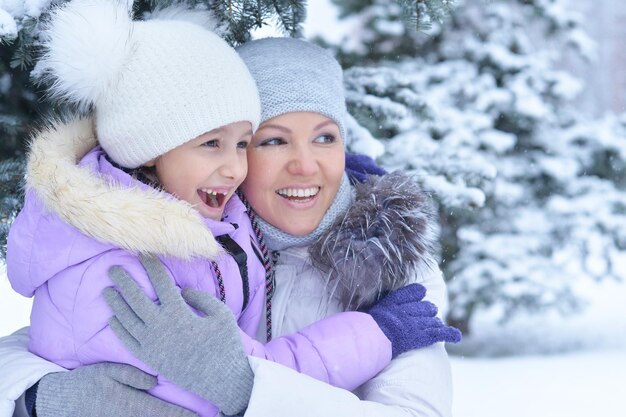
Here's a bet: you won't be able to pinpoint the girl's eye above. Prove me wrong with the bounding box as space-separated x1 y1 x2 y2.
259 137 286 146
202 139 219 148
314 134 336 144
237 141 250 149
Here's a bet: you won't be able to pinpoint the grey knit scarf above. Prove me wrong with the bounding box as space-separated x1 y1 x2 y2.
255 173 354 251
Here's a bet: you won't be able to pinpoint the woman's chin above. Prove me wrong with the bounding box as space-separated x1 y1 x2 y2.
274 220 319 237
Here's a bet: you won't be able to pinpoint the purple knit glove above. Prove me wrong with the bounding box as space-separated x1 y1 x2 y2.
368 283 462 358
345 152 387 183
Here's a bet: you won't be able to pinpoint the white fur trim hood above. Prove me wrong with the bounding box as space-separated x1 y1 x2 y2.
26 117 221 260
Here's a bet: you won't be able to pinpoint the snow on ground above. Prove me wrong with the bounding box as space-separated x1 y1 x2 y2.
450 274 626 417
451 350 626 417
451 276 626 417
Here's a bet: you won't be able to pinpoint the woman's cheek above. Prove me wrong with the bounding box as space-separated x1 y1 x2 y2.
241 172 269 215
328 150 346 184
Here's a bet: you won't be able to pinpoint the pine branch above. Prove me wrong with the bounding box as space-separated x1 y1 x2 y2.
0 158 23 186
402 0 456 30
271 0 306 36
0 158 25 261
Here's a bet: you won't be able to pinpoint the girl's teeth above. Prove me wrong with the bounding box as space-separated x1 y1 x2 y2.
199 189 229 208
202 188 227 196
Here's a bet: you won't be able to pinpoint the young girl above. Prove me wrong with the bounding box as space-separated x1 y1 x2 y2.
6 1 455 417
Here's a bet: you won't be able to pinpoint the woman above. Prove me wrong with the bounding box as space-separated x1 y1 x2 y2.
0 37 457 417
229 38 455 417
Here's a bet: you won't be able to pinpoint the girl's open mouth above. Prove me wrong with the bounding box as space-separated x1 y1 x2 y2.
198 189 228 209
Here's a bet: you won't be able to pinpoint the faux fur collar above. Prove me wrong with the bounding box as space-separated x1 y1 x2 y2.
309 171 440 309
26 117 222 260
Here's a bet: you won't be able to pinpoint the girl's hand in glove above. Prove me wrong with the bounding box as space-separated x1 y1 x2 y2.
104 254 252 417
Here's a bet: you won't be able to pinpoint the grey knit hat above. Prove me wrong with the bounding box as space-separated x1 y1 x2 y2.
237 37 347 142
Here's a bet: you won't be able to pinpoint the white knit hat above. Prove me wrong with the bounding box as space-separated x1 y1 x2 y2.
37 0 261 168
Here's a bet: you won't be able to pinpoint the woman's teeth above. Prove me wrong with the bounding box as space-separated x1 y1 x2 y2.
276 187 320 198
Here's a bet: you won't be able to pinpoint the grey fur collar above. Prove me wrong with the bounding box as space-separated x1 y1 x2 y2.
309 171 440 310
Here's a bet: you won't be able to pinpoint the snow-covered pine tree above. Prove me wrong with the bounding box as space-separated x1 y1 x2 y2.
325 0 455 66
0 0 307 261
330 0 625 334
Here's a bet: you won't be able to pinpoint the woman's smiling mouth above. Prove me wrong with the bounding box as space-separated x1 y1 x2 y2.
276 186 320 203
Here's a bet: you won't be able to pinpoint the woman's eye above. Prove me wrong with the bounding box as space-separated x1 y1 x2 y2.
202 139 219 148
314 134 336 144
237 141 249 149
259 137 285 146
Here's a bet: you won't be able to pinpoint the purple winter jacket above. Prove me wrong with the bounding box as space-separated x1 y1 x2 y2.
6 119 392 416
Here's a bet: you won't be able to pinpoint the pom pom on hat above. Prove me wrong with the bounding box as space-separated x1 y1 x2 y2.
36 0 261 168
37 0 134 112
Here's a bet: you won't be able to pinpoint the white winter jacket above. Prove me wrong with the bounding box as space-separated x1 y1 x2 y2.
236 172 455 417
0 328 65 417
243 245 453 417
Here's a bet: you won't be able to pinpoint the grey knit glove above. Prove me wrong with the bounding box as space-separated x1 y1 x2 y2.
104 254 253 416
36 362 197 417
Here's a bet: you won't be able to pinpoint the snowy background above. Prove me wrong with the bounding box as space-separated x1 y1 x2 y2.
307 3 626 415
2 0 626 416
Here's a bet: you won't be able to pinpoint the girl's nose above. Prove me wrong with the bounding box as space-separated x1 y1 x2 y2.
218 150 246 180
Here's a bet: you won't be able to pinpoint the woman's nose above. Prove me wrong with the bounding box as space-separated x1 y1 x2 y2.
287 146 319 176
